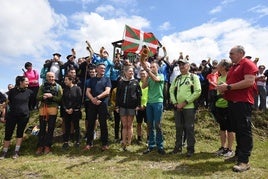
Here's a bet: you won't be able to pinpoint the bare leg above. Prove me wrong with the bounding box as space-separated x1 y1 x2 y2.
126 116 134 145
220 130 227 148
121 116 128 146
227 132 235 150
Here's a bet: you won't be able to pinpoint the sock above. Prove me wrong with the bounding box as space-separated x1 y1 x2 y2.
15 145 20 152
3 148 8 153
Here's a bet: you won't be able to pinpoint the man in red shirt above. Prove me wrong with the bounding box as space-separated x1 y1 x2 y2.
217 45 258 172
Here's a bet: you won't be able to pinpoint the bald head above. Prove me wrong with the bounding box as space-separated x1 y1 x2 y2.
46 72 55 83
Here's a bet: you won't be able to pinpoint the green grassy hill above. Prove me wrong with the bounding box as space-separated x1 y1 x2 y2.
0 108 267 178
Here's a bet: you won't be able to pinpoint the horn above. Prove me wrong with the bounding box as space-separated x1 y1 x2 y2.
71 48 76 57
85 41 94 60
162 46 167 58
140 45 150 63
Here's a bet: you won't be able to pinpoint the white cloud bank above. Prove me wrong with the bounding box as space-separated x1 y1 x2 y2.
0 0 268 91
0 0 66 62
161 18 268 67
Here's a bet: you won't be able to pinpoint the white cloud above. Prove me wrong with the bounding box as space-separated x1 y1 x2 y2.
95 4 127 17
158 21 171 31
161 18 268 68
249 5 268 18
209 6 222 14
96 4 115 13
68 12 150 57
209 0 235 14
0 0 67 61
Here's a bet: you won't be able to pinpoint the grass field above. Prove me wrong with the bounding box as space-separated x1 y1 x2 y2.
0 108 267 178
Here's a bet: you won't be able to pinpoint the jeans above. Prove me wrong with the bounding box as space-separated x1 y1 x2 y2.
254 85 266 111
174 108 196 152
146 102 164 149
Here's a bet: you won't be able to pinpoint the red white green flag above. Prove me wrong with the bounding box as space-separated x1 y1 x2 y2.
121 25 159 55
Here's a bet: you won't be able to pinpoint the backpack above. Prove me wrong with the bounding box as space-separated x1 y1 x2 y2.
173 73 199 109
0 92 6 104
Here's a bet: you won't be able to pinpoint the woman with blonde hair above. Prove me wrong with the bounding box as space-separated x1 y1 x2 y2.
116 65 141 151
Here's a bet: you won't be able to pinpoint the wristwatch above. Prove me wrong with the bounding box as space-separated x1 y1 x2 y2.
227 84 232 90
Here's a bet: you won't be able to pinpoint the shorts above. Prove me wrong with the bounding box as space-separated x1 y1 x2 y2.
136 109 147 123
119 107 136 116
214 107 232 132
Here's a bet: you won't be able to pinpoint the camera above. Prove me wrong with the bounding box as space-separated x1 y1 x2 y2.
43 82 58 104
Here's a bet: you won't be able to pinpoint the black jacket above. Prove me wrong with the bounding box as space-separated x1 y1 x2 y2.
116 79 141 109
8 87 32 117
62 85 82 110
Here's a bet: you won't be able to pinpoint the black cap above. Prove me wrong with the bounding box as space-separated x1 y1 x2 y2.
66 55 75 60
53 53 61 57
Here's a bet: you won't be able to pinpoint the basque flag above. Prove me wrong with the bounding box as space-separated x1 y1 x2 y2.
121 25 159 55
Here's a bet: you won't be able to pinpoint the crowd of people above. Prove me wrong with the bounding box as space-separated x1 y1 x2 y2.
0 44 265 173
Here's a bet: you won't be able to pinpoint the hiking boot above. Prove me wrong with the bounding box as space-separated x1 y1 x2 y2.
158 149 166 155
225 155 238 163
122 145 128 152
44 146 51 154
186 151 194 158
74 142 80 148
137 138 142 145
12 151 19 159
101 145 109 151
83 145 92 151
36 147 44 155
170 147 182 154
233 163 250 172
62 142 70 150
114 138 121 143
215 147 225 156
222 149 233 157
143 148 153 154
0 151 7 160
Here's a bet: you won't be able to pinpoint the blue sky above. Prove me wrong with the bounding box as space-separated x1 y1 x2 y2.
0 0 268 92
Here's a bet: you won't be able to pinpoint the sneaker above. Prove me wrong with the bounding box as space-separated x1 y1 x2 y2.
225 155 238 163
36 147 44 155
44 146 51 154
0 152 7 160
12 151 19 159
62 142 70 150
223 149 233 157
101 145 109 151
233 163 250 172
169 147 182 154
143 148 153 154
215 147 225 156
158 149 166 155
